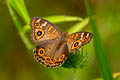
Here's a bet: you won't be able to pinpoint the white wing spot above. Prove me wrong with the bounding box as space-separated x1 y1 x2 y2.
86 33 89 38
36 19 41 23
35 29 38 32
40 22 47 28
80 33 84 40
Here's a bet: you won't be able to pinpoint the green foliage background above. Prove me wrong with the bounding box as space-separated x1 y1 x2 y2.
0 0 120 80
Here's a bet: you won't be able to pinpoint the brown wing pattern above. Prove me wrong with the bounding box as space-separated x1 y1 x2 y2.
33 39 69 68
65 31 93 52
30 17 62 42
31 17 69 68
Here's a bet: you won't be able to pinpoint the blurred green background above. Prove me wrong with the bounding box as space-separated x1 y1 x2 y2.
0 0 120 80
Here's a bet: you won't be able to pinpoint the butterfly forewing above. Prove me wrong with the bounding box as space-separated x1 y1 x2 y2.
30 17 62 42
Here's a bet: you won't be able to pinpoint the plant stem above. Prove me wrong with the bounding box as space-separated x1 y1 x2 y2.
85 0 113 80
74 68 77 80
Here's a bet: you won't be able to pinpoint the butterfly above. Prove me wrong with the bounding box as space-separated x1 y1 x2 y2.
30 17 93 68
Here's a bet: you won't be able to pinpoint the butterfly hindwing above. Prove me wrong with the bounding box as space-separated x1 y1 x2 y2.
65 31 93 52
33 39 69 68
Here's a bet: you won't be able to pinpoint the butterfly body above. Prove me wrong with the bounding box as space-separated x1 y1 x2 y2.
31 17 93 68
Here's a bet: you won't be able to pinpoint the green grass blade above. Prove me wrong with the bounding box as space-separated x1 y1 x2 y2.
6 1 23 32
44 15 83 23
19 32 33 52
7 0 30 24
6 1 33 51
85 0 113 80
67 17 89 34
